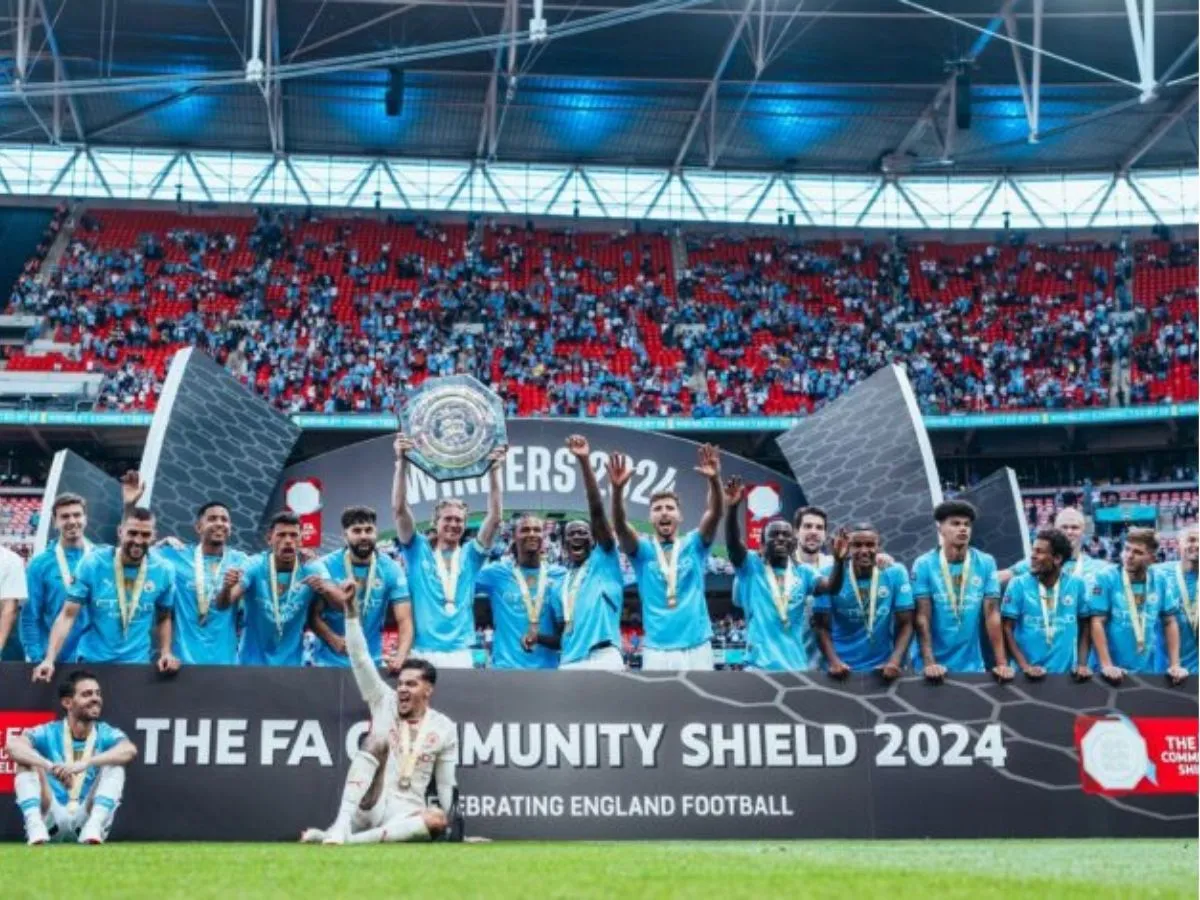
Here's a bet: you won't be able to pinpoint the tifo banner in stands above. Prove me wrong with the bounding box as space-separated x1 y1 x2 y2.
270 420 804 552
959 467 1031 571
776 365 943 568
138 349 301 552
0 667 1194 842
33 449 124 554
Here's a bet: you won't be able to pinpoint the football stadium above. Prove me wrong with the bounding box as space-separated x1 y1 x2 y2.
0 0 1197 896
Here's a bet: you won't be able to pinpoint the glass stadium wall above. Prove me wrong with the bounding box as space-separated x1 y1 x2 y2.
0 144 1194 230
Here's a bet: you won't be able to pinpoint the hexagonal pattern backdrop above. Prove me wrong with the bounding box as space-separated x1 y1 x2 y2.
34 449 124 552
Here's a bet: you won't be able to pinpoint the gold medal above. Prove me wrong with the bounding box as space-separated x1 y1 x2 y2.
55 539 92 588
652 538 681 608
1037 576 1061 643
60 719 96 816
848 566 881 638
267 552 300 639
1176 563 1197 634
514 561 549 628
1121 569 1148 652
764 564 797 625
391 714 434 792
113 551 147 636
344 550 378 612
938 549 972 623
434 546 462 614
562 564 585 633
194 545 224 625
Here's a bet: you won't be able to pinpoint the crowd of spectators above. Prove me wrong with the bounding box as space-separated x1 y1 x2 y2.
3 208 1196 418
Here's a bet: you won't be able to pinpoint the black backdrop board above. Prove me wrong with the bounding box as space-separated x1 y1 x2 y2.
1 667 1194 842
775 366 943 568
959 467 1031 570
33 450 124 553
138 349 301 552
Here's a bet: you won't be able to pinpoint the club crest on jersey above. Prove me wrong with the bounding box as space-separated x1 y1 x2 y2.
970 576 982 588
878 587 890 599
145 580 157 592
424 734 438 749
420 752 434 763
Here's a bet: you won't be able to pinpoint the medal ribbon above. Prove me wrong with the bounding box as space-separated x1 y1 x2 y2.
344 550 378 613
1038 576 1061 643
652 539 681 608
764 564 796 625
61 719 97 815
392 713 435 789
1176 563 1197 634
1121 569 1147 651
112 552 147 636
194 545 225 623
55 539 92 588
434 546 462 614
563 564 585 631
514 561 549 627
268 553 300 639
938 549 972 621
848 566 881 634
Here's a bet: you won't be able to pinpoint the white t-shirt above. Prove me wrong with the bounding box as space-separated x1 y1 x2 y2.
0 545 28 601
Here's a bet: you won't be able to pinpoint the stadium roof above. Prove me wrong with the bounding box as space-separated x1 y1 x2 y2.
0 0 1196 176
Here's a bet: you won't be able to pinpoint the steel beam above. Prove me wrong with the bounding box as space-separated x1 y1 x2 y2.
34 0 83 141
1120 86 1199 172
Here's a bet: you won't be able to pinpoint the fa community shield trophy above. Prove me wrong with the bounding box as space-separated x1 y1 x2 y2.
400 374 508 481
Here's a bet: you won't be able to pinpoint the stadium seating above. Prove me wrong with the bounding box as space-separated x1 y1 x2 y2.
0 494 39 555
3 209 1197 417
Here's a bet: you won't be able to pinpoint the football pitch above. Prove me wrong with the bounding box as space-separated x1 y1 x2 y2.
2 840 1196 899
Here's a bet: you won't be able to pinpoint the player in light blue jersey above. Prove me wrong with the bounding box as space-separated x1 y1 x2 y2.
20 492 94 664
525 435 626 670
32 507 180 682
812 523 913 678
311 505 413 669
231 511 337 666
8 670 137 844
1153 524 1197 675
1089 527 1187 684
478 513 560 670
155 501 251 666
392 433 506 669
611 443 724 671
1001 528 1091 678
792 506 834 571
912 500 1007 682
1000 507 1113 594
726 477 849 672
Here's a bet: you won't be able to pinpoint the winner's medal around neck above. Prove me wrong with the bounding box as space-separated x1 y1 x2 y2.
939 547 972 623
113 550 148 635
764 563 796 625
848 565 881 637
515 560 549 627
434 545 462 614
393 713 435 790
1038 576 1061 643
1122 569 1148 652
400 374 508 481
55 538 92 588
194 544 225 625
344 549 378 610
653 537 682 608
61 719 96 816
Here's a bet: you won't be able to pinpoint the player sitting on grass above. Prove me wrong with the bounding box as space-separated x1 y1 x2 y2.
8 670 137 845
300 572 460 845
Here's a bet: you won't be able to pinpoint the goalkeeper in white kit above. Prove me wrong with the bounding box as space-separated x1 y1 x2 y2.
300 576 461 844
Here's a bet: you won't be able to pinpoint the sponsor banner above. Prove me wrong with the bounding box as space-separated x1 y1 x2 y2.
0 711 55 792
0 666 1194 842
284 478 323 548
1075 715 1200 796
270 420 804 554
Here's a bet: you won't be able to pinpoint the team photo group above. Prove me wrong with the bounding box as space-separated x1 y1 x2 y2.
1 432 1196 846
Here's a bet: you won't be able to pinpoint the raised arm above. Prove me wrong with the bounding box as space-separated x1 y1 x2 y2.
607 452 640 557
722 477 748 570
568 435 614 551
477 445 508 549
695 444 724 547
812 529 849 596
392 434 417 546
342 579 391 710
120 470 145 516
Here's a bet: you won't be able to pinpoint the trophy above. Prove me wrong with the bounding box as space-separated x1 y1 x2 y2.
400 374 508 481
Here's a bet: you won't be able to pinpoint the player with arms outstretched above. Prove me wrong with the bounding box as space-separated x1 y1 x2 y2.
300 574 459 845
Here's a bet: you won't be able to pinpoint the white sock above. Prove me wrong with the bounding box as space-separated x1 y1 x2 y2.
14 771 44 828
82 766 125 839
347 814 430 844
331 751 379 830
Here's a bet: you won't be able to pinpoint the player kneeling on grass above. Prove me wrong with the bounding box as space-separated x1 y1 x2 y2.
301 575 459 845
8 670 137 845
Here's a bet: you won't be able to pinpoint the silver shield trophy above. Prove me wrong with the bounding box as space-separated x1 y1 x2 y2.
400 374 508 481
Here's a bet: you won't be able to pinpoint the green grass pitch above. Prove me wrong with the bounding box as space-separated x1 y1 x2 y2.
2 840 1195 899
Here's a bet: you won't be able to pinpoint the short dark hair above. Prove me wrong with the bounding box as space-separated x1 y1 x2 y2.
52 493 87 515
59 669 99 700
400 657 437 685
1125 527 1159 553
267 510 301 532
792 506 828 528
847 522 879 536
196 501 229 520
934 500 977 523
649 490 680 507
340 506 377 529
122 507 155 525
1035 527 1072 563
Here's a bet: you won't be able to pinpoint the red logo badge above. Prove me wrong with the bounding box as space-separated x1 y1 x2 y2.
0 711 56 793
1075 715 1199 796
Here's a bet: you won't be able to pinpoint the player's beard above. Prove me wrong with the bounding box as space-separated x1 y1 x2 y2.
351 540 375 560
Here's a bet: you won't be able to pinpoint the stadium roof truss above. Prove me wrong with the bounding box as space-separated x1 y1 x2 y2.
0 0 1191 228
0 144 1194 228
